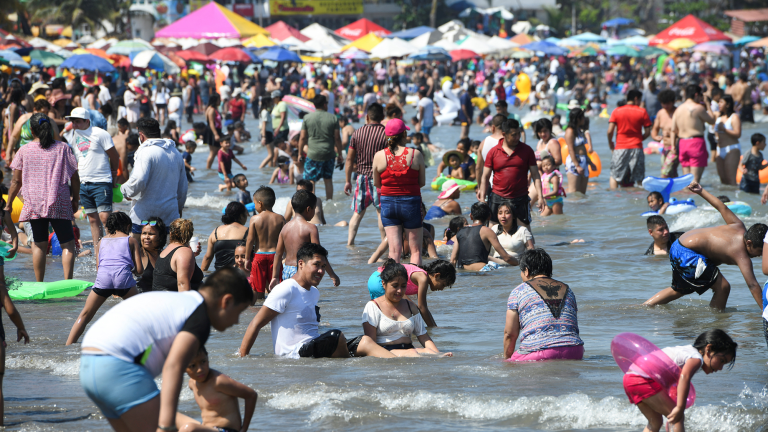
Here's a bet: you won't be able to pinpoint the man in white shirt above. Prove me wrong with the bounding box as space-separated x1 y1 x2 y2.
98 77 112 107
238 243 386 358
417 88 434 142
64 107 119 250
167 88 183 130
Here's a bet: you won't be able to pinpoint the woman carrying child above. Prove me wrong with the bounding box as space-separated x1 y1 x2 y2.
66 212 143 345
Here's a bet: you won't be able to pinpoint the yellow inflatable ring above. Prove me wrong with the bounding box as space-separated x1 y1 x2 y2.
3 195 23 224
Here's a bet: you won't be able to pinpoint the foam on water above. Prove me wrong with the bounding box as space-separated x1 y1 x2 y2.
184 193 235 211
6 354 80 376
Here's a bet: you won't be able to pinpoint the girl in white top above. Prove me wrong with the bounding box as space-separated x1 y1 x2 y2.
714 95 742 186
360 260 452 358
153 82 171 127
490 202 534 261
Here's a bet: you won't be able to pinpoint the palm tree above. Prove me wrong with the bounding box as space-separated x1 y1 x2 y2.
26 0 126 36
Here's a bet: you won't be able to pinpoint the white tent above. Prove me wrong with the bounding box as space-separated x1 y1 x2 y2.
281 36 314 51
369 37 418 58
456 34 496 54
77 35 96 44
304 35 346 56
216 38 242 47
438 20 464 33
301 23 351 45
487 35 519 50
27 37 60 51
87 37 117 49
409 30 443 48
433 39 460 52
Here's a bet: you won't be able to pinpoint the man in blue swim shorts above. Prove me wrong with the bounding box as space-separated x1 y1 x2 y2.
644 181 766 310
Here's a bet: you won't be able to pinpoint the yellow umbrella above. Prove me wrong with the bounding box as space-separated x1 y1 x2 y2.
242 33 275 48
340 32 383 53
62 26 73 38
667 38 696 50
301 55 323 62
53 39 73 47
72 48 89 55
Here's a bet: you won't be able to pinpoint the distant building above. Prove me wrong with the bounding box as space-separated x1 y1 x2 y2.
448 0 557 24
725 8 768 37
130 0 159 41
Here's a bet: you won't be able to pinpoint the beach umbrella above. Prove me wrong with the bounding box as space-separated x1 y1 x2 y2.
520 41 568 56
386 26 435 40
107 38 154 55
266 21 309 42
606 45 639 57
53 39 74 47
60 53 115 72
408 46 451 61
155 2 268 39
130 50 180 74
259 46 302 62
336 18 390 41
243 33 276 48
735 35 759 46
693 42 730 55
340 47 370 60
457 34 497 55
666 38 696 50
28 50 64 67
410 30 444 48
210 47 253 62
602 18 635 27
0 50 30 68
568 46 599 57
190 42 221 56
488 36 518 51
84 48 111 59
746 37 768 48
370 37 418 59
509 49 533 58
639 46 669 57
304 36 346 57
571 32 606 43
609 35 649 46
175 49 210 61
450 49 479 61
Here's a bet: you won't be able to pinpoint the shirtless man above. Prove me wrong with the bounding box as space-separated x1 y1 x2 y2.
644 181 766 310
245 186 285 299
284 179 326 225
269 189 340 292
670 85 716 183
112 119 132 183
730 73 753 123
651 89 678 178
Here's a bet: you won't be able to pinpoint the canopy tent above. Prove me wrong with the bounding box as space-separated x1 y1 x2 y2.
340 47 370 60
409 30 444 48
432 39 460 52
450 49 479 61
608 35 649 46
259 46 302 62
300 23 350 45
280 37 314 51
408 46 451 61
369 37 418 58
60 54 115 72
520 41 568 56
266 21 309 42
340 33 384 53
386 26 435 40
487 36 519 51
602 18 635 27
649 15 730 46
155 2 269 39
336 19 390 41
175 50 210 61
457 34 497 55
509 33 533 45
27 37 60 51
130 51 180 74
304 35 346 56
107 38 154 56
243 34 276 48
210 47 254 62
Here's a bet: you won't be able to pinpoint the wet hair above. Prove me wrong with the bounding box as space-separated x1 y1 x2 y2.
142 216 167 248
470 202 491 222
118 118 130 128
291 189 317 213
495 201 518 236
658 89 676 105
420 259 456 287
30 113 56 149
296 179 313 192
367 103 384 122
685 84 702 100
753 133 766 146
567 108 585 130
126 133 140 147
185 140 197 149
312 94 327 108
385 103 402 119
233 173 246 187
296 242 327 263
647 191 664 203
277 155 290 165
717 195 730 203
500 119 520 134
386 131 407 152
646 215 668 230
720 95 735 117
519 248 552 278
692 329 737 369
412 132 423 142
533 118 553 136
222 202 248 225
491 114 506 128
105 211 132 235
33 98 51 112
626 89 642 102
445 216 467 242
253 185 276 208
380 258 408 285
169 218 195 245
200 267 253 305
137 117 161 138
744 223 768 249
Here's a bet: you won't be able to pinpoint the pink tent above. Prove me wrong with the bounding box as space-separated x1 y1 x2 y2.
155 2 269 39
265 21 309 42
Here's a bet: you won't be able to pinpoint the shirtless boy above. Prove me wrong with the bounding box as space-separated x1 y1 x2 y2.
671 85 716 183
652 89 678 178
644 215 684 256
176 346 257 432
644 181 766 310
245 186 285 299
283 179 326 225
269 190 340 292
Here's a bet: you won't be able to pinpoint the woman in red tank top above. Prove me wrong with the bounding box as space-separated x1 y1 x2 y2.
372 119 426 265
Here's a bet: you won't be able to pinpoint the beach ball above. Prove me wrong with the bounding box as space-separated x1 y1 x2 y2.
2 195 23 224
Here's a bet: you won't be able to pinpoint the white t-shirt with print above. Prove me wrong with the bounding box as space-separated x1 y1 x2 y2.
66 126 115 183
263 279 320 358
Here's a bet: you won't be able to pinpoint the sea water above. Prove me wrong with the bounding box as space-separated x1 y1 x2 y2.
3 101 768 431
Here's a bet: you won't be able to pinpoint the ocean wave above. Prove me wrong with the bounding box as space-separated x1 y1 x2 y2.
185 193 235 211
7 355 80 376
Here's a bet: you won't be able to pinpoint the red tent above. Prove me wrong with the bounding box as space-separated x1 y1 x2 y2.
265 21 309 42
649 15 731 46
209 47 252 62
450 49 479 61
335 19 390 41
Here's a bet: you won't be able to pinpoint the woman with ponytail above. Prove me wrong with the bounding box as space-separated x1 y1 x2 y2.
372 118 426 265
5 113 80 281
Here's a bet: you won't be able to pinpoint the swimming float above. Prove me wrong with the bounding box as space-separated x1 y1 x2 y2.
8 279 93 301
222 202 256 214
431 175 477 191
643 141 663 155
515 73 531 104
0 241 16 262
641 174 694 202
725 201 752 217
282 95 315 118
2 195 23 224
735 156 768 184
113 184 123 203
641 197 696 217
558 138 602 179
433 80 460 125
611 332 696 408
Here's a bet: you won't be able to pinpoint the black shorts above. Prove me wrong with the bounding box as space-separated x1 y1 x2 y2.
488 192 531 225
28 218 75 245
203 126 222 148
298 329 343 358
155 103 167 109
262 131 274 145
706 132 717 151
92 288 133 298
274 129 289 144
185 106 194 116
383 342 414 351
671 265 720 295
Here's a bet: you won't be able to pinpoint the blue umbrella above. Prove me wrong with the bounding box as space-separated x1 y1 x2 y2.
735 35 760 46
408 46 451 61
602 18 635 27
60 54 116 73
386 26 435 40
520 41 568 56
0 50 30 69
571 32 606 43
258 47 302 63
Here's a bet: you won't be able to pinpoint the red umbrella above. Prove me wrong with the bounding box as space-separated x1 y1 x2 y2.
450 49 480 61
176 50 210 61
190 42 221 56
209 47 251 62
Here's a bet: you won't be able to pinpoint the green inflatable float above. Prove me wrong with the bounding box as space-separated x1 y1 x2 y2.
113 184 123 203
9 279 93 301
0 241 16 262
431 175 477 191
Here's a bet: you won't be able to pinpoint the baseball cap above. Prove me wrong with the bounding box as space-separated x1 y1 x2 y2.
65 107 90 121
384 118 409 136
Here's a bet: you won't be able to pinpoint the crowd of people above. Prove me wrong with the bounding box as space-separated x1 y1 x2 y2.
0 40 766 432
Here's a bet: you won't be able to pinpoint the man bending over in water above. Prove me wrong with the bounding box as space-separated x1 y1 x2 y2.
644 181 766 310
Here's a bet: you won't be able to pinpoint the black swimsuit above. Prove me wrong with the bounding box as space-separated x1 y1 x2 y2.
455 225 489 267
152 246 204 291
212 226 248 269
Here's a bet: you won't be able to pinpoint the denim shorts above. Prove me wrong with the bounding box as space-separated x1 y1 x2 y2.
380 195 423 229
80 182 113 214
422 125 432 136
304 158 335 181
80 354 159 419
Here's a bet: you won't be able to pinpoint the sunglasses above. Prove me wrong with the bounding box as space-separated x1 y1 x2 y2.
141 220 157 226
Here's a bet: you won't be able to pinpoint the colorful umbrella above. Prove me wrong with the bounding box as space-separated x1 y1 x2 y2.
340 47 370 60
190 43 221 56
258 46 302 63
639 46 669 57
450 49 479 61
0 50 30 68
107 39 154 56
735 35 759 46
568 46 599 57
606 45 639 57
693 42 730 55
130 50 180 74
176 50 210 61
60 53 115 72
408 46 450 61
666 38 696 50
210 47 254 62
84 48 111 59
243 34 276 48
28 50 64 67
155 2 269 39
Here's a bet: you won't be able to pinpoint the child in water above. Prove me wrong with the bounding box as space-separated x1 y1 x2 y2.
218 135 247 192
175 346 258 432
441 151 465 180
540 155 565 216
442 216 468 246
740 133 766 194
623 329 736 432
233 243 248 275
647 191 669 215
66 212 143 345
269 156 292 185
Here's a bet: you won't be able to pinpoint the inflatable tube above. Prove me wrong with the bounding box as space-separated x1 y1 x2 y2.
515 73 531 104
222 202 256 214
441 80 460 110
644 141 663 155
611 332 696 408
435 111 458 125
735 155 768 184
282 95 315 114
641 198 696 217
642 174 694 202
725 201 752 217
113 184 123 203
0 240 16 261
431 175 477 191
2 195 22 224
558 138 601 178
8 279 93 300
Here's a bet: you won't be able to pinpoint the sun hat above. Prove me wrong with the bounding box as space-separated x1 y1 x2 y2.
442 149 465 166
567 99 580 110
438 180 461 199
171 88 183 97
384 118 409 136
28 82 49 95
65 107 90 121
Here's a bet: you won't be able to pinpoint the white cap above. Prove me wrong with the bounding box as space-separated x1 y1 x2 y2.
65 107 90 121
